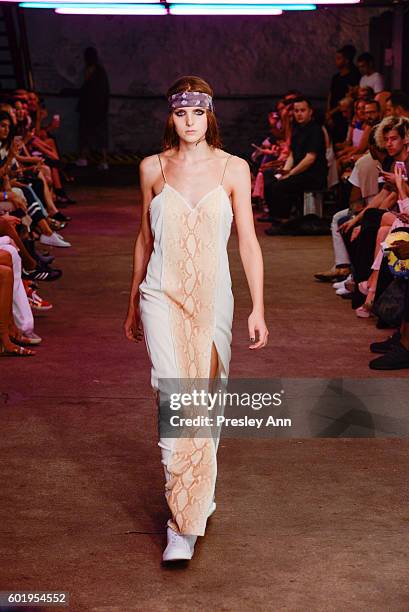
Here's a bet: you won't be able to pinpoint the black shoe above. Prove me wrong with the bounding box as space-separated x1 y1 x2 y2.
370 332 401 354
56 195 76 205
376 319 394 329
53 212 71 222
35 252 55 266
369 342 409 370
22 266 62 282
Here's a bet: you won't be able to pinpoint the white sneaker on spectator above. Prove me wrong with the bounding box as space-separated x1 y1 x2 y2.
75 158 88 167
333 274 352 289
336 285 351 296
40 232 71 248
162 527 197 562
23 330 42 345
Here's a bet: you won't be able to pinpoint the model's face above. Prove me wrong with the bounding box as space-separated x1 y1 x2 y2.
293 102 312 125
172 106 208 144
365 103 380 126
0 119 10 141
384 129 405 157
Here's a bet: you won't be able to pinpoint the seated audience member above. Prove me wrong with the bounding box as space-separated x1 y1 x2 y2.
336 116 409 314
314 127 384 283
375 90 392 116
369 171 409 370
356 86 375 102
336 99 381 172
0 248 35 356
385 90 409 118
263 96 327 235
357 53 385 94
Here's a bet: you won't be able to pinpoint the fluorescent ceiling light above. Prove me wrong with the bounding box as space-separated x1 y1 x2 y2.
172 0 357 4
55 3 167 11
169 4 283 13
19 0 161 2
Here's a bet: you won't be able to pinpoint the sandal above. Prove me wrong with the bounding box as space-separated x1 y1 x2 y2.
0 343 35 356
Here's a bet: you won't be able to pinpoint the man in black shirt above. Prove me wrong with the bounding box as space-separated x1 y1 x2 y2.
327 45 361 143
264 96 327 236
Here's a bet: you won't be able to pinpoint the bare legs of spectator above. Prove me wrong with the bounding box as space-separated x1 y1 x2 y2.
0 251 35 356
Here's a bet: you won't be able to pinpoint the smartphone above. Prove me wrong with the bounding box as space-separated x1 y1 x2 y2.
395 161 408 181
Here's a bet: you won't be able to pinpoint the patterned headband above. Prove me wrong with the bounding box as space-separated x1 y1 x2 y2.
168 91 214 112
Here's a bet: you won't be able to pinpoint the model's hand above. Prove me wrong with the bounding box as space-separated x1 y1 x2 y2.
124 305 144 342
248 310 268 349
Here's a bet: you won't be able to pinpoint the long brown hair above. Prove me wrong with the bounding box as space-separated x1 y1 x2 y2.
162 75 222 151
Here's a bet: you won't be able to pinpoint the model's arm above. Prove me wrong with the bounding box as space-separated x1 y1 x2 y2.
229 156 268 349
124 156 155 342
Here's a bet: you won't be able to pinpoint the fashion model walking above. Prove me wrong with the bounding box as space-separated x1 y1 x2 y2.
124 75 268 562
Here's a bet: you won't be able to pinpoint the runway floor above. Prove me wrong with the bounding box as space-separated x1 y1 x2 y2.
2 181 409 611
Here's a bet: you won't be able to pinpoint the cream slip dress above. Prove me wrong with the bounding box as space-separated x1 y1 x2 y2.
139 153 235 536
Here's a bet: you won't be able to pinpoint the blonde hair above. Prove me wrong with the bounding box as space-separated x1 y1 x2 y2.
374 115 409 149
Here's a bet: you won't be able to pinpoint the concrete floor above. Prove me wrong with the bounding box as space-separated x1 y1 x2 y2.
2 182 409 611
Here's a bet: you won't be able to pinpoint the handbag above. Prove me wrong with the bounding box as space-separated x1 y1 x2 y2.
383 230 409 279
372 278 407 328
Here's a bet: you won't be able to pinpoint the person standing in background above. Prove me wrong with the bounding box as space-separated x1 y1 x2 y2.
77 47 110 171
327 45 361 144
357 53 385 94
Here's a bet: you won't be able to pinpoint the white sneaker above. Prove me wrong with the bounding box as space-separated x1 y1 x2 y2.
208 501 216 518
40 232 71 248
75 158 88 167
162 527 197 562
23 330 42 345
333 274 352 289
336 285 351 296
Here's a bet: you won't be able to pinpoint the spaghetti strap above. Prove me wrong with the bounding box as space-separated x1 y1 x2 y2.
220 154 232 186
158 154 167 183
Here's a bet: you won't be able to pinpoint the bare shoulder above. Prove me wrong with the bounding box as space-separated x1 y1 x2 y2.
227 154 250 173
139 153 161 179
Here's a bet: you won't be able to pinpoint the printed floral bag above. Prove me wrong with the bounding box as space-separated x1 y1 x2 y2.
383 230 409 279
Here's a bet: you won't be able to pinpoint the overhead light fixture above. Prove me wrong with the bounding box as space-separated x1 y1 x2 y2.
169 4 283 13
19 0 161 2
172 0 357 4
54 3 167 12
